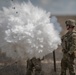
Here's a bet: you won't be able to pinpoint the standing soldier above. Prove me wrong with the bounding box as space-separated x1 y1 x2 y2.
60 19 76 75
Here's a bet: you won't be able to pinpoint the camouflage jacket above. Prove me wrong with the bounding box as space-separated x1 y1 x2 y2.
61 30 76 55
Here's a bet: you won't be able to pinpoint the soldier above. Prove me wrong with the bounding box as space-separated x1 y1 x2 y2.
26 58 34 75
26 57 43 75
60 19 76 75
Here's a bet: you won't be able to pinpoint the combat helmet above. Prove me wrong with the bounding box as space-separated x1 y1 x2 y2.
65 19 76 27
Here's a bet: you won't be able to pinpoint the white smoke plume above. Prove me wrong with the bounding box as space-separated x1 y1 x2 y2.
0 1 62 60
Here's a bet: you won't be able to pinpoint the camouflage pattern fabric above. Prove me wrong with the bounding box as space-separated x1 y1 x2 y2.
61 30 76 75
26 57 43 75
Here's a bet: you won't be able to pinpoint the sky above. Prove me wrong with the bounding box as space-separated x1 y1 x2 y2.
0 0 76 15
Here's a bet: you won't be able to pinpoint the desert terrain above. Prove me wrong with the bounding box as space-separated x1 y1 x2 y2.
0 16 76 75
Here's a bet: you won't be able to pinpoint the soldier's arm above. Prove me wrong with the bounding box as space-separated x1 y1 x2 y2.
61 36 64 52
61 35 67 53
68 32 76 55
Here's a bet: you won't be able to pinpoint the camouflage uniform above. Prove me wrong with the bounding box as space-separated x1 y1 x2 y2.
61 19 76 75
26 57 43 75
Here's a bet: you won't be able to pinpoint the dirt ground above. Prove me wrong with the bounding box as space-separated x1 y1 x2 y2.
0 49 76 75
0 16 76 75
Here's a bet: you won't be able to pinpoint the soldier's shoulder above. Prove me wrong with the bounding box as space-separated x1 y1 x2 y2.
61 34 66 40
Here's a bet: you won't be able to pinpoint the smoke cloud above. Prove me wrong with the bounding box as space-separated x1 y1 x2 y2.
0 1 61 60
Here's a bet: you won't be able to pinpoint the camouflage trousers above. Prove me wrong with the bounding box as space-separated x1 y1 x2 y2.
60 56 75 75
26 69 43 75
26 58 43 75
